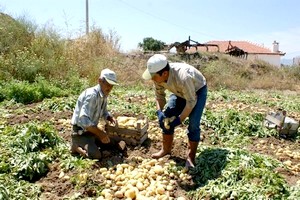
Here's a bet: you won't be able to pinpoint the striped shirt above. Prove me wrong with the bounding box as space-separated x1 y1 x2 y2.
154 62 206 109
71 84 109 130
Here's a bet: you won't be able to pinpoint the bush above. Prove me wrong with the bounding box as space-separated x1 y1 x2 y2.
0 79 69 104
0 13 34 54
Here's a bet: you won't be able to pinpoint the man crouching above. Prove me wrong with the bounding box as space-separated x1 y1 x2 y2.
70 68 118 159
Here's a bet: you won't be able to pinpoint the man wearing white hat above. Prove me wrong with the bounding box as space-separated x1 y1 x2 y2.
71 68 119 159
142 54 207 168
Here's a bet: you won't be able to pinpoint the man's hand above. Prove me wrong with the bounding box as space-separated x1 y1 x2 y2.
86 126 111 144
156 110 166 129
71 145 88 157
107 115 116 126
75 146 88 157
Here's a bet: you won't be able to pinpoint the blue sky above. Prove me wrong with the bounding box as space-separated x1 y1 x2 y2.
1 0 300 59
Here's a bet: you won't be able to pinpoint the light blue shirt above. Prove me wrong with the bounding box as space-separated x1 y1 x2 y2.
71 84 109 130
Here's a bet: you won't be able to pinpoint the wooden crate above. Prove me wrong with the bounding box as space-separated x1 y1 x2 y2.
105 117 149 146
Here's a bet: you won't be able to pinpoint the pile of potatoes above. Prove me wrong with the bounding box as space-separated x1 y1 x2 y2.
117 116 147 129
108 116 186 142
255 140 300 174
147 122 186 141
94 157 191 200
275 147 300 174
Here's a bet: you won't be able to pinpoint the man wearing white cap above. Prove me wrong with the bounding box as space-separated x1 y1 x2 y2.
71 68 119 159
142 54 207 168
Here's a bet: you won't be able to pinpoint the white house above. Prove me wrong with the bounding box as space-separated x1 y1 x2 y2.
187 40 286 67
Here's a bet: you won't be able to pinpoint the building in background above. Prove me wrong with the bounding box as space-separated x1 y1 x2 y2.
293 56 300 66
188 40 286 67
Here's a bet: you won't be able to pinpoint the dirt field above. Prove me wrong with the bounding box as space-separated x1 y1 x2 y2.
5 100 299 199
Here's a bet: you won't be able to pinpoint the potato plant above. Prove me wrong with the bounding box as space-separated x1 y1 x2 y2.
1 122 64 182
190 146 288 199
0 88 299 199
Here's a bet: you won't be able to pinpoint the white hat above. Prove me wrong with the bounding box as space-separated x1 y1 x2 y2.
100 68 118 85
142 54 168 80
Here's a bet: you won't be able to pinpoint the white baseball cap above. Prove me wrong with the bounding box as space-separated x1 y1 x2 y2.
100 68 119 85
142 54 168 80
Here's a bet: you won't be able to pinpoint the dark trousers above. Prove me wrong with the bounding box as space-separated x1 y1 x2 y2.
164 85 207 142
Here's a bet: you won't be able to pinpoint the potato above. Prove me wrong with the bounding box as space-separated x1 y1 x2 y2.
101 188 111 196
158 194 169 200
166 185 174 191
283 160 292 166
109 174 116 180
129 179 138 186
156 186 165 195
153 165 164 174
164 118 171 129
163 116 176 130
104 193 113 200
111 186 118 191
116 181 124 186
115 170 123 176
114 191 124 198
136 181 145 191
58 171 64 179
99 167 107 173
125 188 137 199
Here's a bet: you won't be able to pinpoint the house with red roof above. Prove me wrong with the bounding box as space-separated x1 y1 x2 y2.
187 40 285 67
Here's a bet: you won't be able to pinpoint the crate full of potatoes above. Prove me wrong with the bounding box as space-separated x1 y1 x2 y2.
105 116 149 146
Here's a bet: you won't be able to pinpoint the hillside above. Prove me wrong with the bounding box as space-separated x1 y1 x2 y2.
122 51 300 91
0 12 33 54
1 12 300 93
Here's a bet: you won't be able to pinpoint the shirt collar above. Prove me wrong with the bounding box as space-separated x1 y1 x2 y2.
97 84 104 98
166 67 173 85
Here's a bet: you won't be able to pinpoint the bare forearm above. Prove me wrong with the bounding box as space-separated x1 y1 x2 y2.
86 126 110 143
179 106 193 122
156 99 166 111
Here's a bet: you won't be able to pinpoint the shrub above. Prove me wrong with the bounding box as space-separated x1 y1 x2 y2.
0 13 34 54
0 79 69 104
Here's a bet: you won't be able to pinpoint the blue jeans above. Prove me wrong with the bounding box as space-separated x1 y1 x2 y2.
164 85 207 142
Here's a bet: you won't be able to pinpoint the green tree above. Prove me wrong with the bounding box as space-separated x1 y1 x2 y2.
138 37 166 51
